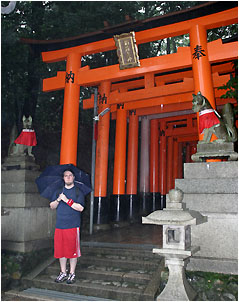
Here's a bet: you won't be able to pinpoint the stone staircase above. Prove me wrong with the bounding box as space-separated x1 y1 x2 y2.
4 244 163 301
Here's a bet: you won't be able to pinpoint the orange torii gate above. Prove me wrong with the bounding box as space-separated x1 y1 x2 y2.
23 2 238 230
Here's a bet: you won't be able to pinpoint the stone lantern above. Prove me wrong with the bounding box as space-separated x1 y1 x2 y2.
142 187 207 301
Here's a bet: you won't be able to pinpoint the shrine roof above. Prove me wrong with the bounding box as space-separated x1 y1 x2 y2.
21 1 237 53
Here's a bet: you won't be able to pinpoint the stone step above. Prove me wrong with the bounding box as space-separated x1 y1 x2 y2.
81 245 159 259
175 178 237 194
48 253 159 272
78 255 159 270
22 274 147 301
18 246 162 301
4 288 112 301
183 162 238 179
46 265 151 285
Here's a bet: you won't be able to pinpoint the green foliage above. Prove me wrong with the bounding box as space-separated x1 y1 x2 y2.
217 61 238 101
1 248 53 279
1 253 20 279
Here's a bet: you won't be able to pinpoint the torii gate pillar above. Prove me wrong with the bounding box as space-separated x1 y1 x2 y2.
94 81 111 230
60 53 82 165
190 25 216 142
111 104 127 226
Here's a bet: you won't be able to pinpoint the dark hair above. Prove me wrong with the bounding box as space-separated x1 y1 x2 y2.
62 169 75 177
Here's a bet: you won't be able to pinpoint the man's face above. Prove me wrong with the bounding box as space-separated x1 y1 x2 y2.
63 171 75 186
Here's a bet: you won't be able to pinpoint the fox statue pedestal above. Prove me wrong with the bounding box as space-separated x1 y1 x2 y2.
2 154 40 171
1 156 56 253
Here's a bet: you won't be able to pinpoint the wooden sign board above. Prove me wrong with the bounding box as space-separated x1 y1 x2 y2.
114 32 140 70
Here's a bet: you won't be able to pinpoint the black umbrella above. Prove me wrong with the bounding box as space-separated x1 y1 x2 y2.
35 164 91 200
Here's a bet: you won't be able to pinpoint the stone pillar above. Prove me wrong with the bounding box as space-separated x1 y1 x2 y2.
111 104 127 226
150 119 160 211
94 81 111 231
139 116 150 215
126 110 139 222
1 157 55 252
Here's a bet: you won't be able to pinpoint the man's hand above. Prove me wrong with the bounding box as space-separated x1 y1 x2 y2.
59 193 68 203
50 200 59 209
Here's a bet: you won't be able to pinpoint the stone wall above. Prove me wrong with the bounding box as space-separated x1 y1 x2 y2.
1 168 56 253
174 161 238 275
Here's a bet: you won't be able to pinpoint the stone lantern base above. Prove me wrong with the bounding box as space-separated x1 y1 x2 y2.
159 258 196 301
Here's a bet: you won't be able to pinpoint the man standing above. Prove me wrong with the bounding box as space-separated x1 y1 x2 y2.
50 169 85 284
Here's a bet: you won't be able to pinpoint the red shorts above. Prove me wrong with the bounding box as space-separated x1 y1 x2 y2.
54 227 81 259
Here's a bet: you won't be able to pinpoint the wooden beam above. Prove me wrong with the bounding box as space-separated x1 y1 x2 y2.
83 77 234 110
42 71 66 92
108 78 193 104
77 40 237 86
177 135 199 142
77 47 192 86
41 7 237 63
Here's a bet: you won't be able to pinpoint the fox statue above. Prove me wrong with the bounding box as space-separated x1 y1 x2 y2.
192 91 237 144
9 115 37 157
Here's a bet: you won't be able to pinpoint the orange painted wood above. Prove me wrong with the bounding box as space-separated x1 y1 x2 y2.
190 25 216 105
109 78 194 104
165 126 198 137
41 39 116 63
83 94 94 109
126 113 139 195
110 62 233 92
77 47 192 86
145 72 155 88
124 92 194 110
178 135 199 143
43 71 65 92
190 25 216 142
83 75 233 110
150 119 159 193
41 7 237 64
113 106 127 195
94 81 111 197
109 95 236 118
60 53 81 165
44 39 237 93
77 40 237 86
212 73 231 87
208 40 238 63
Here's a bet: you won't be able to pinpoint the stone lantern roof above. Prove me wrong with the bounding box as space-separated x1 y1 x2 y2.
142 187 207 226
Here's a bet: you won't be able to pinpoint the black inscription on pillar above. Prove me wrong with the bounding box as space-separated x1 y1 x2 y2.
160 129 165 136
98 93 107 104
192 45 206 60
129 109 136 115
65 71 75 83
117 103 124 109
